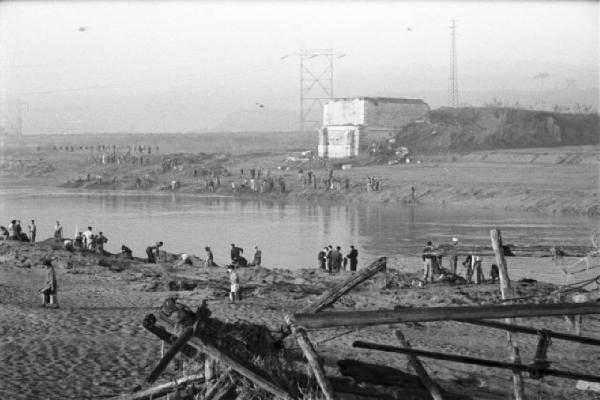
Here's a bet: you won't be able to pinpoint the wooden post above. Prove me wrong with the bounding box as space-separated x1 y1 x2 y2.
491 228 525 400
395 330 445 400
293 302 600 329
301 257 387 314
286 316 337 400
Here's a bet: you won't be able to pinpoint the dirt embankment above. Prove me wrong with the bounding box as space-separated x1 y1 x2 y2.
396 107 599 154
1 239 599 400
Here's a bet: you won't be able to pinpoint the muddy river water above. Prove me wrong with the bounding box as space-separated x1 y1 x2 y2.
1 187 598 284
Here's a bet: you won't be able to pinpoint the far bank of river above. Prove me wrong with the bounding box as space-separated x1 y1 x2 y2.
0 185 598 284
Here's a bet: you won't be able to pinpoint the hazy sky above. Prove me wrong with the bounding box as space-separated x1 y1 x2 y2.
0 1 598 134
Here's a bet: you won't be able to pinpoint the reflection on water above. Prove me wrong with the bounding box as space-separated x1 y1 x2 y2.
0 187 598 284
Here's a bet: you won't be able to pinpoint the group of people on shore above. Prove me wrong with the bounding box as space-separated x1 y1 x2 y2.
422 237 500 285
1 219 36 242
318 245 359 273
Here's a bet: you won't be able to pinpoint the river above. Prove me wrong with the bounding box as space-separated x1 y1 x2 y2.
1 187 598 284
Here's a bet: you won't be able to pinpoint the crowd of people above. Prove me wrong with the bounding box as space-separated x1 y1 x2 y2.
1 219 36 242
317 245 359 273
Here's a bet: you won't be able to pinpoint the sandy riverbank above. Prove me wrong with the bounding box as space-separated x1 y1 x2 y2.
1 144 599 217
1 239 599 399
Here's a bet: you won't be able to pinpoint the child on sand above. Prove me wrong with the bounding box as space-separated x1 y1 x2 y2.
227 265 240 303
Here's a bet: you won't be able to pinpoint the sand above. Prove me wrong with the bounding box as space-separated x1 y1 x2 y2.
1 239 599 399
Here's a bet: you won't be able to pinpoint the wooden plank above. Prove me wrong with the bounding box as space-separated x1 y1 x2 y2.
142 314 197 358
491 228 525 400
395 330 445 400
286 316 337 400
294 302 600 330
301 257 387 314
430 244 596 258
353 341 600 383
111 374 204 400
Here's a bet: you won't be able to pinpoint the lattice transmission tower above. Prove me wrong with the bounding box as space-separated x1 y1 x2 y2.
448 18 459 108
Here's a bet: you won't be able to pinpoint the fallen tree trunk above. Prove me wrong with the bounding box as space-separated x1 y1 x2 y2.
294 302 600 329
353 341 600 383
142 314 197 358
146 324 195 384
112 374 204 400
301 257 387 314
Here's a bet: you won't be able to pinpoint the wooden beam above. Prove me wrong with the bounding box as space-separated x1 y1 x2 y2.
395 330 445 400
464 320 600 346
286 316 337 400
293 302 600 330
301 257 387 314
491 228 525 400
353 341 600 383
430 244 596 258
146 324 195 384
112 374 204 400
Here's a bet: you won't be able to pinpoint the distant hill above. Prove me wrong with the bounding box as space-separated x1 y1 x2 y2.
395 107 599 153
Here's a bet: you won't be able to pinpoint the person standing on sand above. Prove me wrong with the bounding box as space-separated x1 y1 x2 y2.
473 256 484 284
249 246 262 266
347 245 358 272
449 237 459 275
54 221 63 239
146 241 163 263
462 255 474 283
40 259 58 308
331 246 343 273
228 265 241 303
318 247 327 270
326 245 333 273
205 246 215 268
8 220 18 240
83 227 94 250
29 220 37 243
96 232 108 254
422 241 435 283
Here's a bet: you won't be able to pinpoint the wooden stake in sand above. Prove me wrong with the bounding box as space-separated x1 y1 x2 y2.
394 330 445 400
286 315 337 400
301 257 387 314
491 228 525 400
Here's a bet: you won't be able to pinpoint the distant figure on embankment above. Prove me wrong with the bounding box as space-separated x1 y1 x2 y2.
146 241 163 263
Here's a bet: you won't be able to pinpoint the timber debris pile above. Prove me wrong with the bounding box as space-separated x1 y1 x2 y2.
110 230 600 400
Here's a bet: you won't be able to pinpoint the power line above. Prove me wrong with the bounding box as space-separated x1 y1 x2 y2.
448 18 459 108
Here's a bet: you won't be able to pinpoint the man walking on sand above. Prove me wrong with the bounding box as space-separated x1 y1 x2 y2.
29 220 37 243
331 246 343 273
422 241 435 283
40 259 58 308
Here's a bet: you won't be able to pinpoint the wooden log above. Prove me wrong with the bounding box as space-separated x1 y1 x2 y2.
112 374 204 400
491 228 525 400
395 330 445 400
353 341 600 383
464 320 600 346
142 314 197 358
301 257 387 314
285 315 337 400
146 324 195 384
431 244 597 258
294 302 600 329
